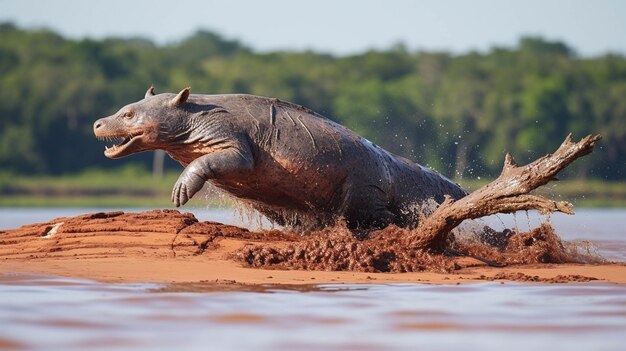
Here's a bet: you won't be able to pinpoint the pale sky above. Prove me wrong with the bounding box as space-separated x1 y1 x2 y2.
1 0 625 56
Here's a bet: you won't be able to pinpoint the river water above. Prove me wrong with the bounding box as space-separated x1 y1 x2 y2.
1 208 625 351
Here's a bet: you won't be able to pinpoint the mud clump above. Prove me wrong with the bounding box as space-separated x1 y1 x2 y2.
235 223 591 273
236 225 454 273
456 224 577 266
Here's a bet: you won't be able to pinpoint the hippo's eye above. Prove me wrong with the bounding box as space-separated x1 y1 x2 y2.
121 111 135 119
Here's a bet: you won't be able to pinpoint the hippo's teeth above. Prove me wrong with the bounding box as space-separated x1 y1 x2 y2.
100 133 142 154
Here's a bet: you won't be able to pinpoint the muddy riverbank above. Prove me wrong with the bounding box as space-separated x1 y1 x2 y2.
1 210 624 285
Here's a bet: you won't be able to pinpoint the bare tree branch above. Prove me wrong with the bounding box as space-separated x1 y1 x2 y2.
405 134 602 251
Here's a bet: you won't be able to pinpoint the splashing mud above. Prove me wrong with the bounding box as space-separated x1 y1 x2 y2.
237 225 454 273
455 223 606 266
235 222 604 273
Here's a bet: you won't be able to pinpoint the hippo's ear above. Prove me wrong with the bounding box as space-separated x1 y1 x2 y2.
171 87 191 107
145 85 155 99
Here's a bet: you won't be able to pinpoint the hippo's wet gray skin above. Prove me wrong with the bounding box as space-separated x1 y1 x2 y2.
94 87 467 231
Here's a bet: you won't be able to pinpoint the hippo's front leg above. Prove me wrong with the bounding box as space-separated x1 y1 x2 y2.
172 147 254 207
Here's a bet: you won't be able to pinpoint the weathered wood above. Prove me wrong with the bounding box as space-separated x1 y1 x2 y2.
405 134 602 251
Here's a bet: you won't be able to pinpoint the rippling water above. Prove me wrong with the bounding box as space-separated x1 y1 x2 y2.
0 274 625 351
1 208 625 350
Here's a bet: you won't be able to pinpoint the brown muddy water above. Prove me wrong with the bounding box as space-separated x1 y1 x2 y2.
1 208 625 351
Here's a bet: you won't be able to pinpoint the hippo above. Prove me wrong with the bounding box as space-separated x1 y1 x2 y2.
93 87 467 231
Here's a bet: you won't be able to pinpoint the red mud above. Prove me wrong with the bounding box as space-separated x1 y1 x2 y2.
1 210 623 284
236 223 600 273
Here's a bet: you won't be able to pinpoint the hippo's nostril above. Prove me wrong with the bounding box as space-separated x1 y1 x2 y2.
94 121 102 130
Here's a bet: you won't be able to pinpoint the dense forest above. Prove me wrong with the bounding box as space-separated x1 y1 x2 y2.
0 23 624 180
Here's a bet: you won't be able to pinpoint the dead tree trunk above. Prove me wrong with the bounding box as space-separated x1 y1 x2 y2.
406 134 602 252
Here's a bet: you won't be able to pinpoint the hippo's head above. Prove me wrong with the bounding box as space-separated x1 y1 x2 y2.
93 87 191 158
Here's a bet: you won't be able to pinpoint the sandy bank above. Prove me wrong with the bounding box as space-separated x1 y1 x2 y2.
1 210 623 285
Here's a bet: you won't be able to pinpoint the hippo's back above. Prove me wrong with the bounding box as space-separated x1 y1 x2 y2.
228 95 393 208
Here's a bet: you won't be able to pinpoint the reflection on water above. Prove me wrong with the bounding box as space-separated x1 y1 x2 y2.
1 273 625 351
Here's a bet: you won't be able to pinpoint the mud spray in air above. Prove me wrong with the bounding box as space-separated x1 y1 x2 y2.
235 206 605 274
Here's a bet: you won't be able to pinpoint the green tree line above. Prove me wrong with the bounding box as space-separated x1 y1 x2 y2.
1 23 624 180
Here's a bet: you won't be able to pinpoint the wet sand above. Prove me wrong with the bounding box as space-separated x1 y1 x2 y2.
1 210 624 285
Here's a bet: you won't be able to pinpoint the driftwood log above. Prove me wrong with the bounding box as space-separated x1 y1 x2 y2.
406 134 602 251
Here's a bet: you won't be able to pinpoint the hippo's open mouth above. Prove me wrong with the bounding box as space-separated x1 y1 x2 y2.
98 132 144 158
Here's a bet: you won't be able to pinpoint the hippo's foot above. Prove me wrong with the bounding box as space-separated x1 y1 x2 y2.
172 171 206 207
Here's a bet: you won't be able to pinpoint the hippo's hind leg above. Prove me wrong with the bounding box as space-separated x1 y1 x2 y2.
341 185 395 230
